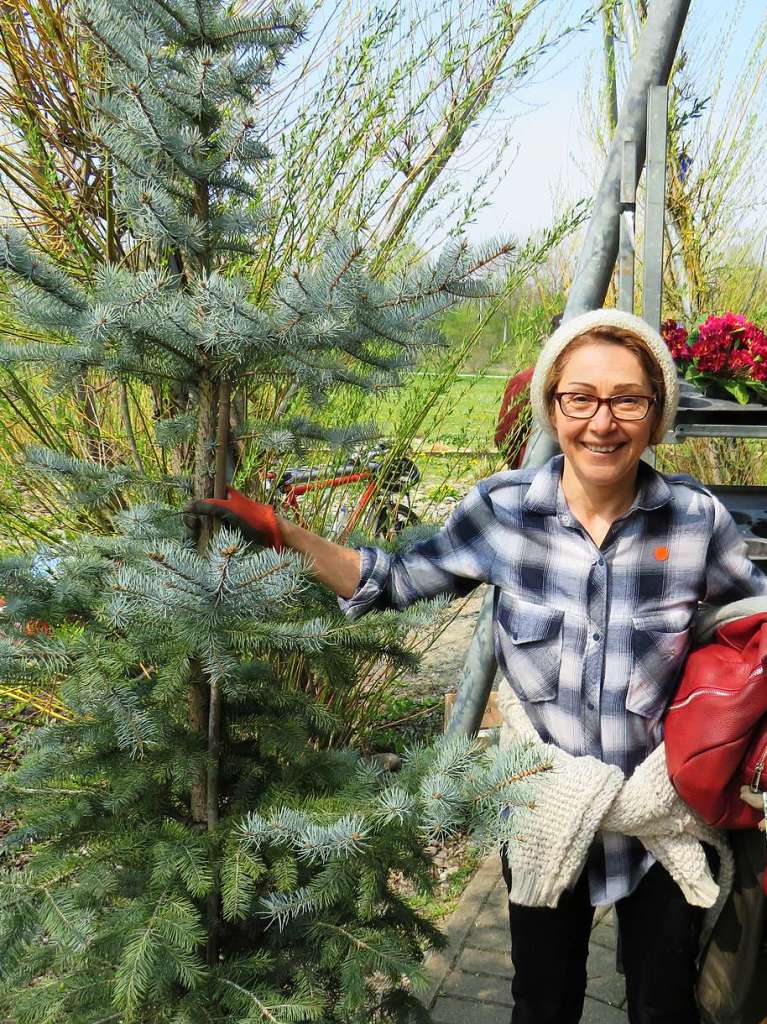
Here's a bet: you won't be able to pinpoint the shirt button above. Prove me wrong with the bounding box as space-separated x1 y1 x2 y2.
597 557 604 566
587 701 595 711
592 632 601 641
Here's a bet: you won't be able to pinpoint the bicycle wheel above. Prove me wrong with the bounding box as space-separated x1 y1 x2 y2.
374 500 420 539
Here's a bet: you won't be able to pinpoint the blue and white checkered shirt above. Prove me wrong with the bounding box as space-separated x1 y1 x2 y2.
339 454 767 904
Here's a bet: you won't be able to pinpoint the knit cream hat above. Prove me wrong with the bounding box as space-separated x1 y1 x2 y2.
529 309 679 445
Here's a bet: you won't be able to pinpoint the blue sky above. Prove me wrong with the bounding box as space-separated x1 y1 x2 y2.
278 1 766 248
463 0 767 241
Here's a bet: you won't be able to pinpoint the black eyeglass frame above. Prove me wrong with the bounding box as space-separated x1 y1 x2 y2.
554 392 657 421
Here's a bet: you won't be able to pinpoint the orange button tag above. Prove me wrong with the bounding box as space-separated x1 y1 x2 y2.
654 546 669 561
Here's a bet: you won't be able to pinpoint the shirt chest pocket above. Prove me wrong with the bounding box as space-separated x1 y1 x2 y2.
498 593 564 703
626 614 691 720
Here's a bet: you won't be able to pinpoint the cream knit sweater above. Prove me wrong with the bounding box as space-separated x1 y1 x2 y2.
497 678 733 916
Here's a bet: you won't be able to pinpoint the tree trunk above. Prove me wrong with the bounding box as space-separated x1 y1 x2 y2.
188 359 217 826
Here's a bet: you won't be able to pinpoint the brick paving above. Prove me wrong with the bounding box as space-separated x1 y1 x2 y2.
422 856 627 1024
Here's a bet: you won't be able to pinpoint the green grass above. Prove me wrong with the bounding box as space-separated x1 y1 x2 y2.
376 372 512 444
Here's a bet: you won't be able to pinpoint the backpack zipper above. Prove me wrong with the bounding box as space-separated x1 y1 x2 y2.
667 664 763 713
667 687 734 712
751 734 767 792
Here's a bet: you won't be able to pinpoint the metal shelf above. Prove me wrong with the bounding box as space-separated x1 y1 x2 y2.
704 485 767 571
663 379 767 441
661 379 767 568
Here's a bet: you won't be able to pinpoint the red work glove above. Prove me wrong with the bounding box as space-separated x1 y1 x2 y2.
185 487 283 550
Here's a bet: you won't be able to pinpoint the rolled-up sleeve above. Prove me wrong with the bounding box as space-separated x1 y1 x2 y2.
338 546 395 620
337 481 499 620
704 493 767 604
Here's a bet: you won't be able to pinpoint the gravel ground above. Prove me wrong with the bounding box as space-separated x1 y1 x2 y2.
405 588 485 703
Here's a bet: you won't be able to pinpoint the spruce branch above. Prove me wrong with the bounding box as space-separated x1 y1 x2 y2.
218 976 324 1024
0 227 89 312
140 0 196 37
311 920 427 991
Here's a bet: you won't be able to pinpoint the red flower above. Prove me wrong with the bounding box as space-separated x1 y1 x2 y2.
661 319 690 360
691 336 728 373
747 325 767 354
689 313 751 376
664 312 767 390
728 348 754 374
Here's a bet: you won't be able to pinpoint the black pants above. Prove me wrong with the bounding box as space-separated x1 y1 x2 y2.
501 853 704 1024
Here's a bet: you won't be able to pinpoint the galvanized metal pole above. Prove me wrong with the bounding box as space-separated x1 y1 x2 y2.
564 0 690 319
642 86 669 331
618 139 637 313
447 0 691 738
445 584 496 737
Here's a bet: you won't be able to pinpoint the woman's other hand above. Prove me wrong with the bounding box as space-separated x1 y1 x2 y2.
739 786 766 830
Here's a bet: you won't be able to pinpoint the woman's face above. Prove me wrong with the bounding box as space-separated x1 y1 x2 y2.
550 340 658 493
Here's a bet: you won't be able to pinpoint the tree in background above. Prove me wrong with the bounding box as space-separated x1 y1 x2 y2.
0 1 548 1021
0 0 596 552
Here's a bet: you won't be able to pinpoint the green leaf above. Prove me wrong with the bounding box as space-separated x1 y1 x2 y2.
721 379 752 405
747 378 767 401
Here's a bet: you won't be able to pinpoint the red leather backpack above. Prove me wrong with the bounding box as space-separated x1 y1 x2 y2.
664 612 767 830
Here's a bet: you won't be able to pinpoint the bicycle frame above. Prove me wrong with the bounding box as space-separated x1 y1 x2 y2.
266 447 418 541
268 467 380 540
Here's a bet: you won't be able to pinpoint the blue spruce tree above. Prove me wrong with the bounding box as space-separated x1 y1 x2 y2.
0 2 547 1021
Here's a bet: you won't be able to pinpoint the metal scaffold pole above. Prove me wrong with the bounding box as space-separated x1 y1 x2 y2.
447 0 692 738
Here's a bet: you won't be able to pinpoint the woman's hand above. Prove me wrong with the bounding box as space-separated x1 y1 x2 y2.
739 786 766 830
185 488 362 599
186 487 283 549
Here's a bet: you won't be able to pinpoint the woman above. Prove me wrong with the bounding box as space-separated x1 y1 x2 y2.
191 309 767 1023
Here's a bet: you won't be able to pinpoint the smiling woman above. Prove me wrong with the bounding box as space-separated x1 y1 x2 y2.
196 308 767 1024
551 341 659 542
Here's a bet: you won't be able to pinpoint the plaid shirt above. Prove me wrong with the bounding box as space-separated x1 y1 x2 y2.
340 454 767 904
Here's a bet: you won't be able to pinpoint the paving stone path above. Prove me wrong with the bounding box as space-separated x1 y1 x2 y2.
421 855 627 1023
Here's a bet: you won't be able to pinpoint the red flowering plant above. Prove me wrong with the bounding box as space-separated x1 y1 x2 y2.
661 313 767 405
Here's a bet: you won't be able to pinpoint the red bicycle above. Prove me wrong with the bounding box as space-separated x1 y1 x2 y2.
264 442 421 542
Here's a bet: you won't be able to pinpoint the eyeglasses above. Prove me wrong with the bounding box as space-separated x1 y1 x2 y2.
554 392 656 421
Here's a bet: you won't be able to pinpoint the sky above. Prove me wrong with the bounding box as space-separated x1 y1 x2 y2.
462 0 767 242
275 0 767 251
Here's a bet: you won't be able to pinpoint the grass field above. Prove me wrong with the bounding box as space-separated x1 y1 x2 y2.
375 371 514 447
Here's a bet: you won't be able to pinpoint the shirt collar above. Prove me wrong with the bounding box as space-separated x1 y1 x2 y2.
521 454 673 516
